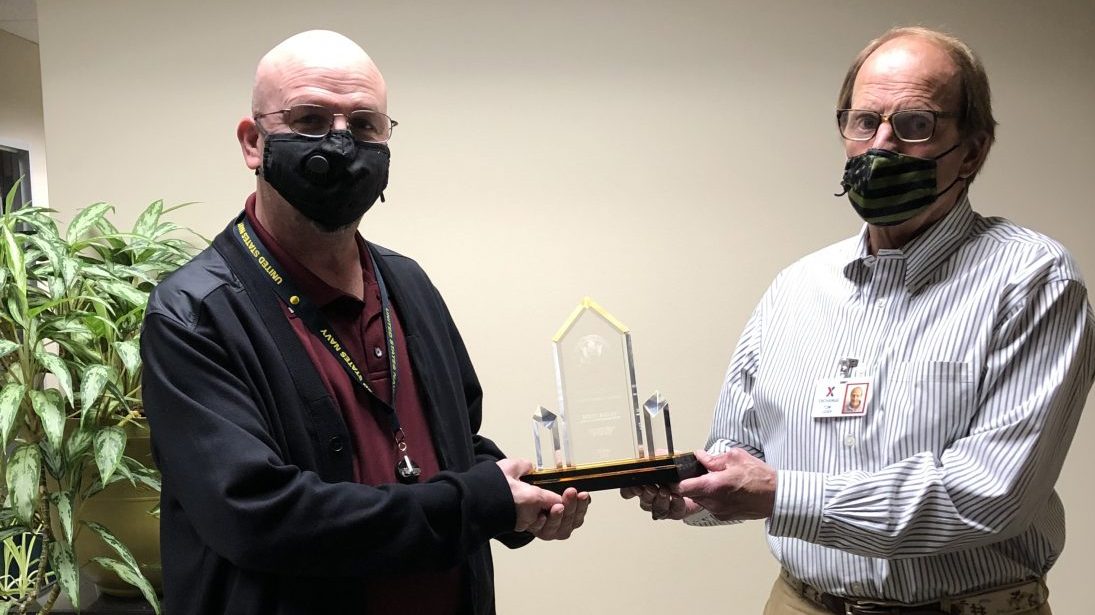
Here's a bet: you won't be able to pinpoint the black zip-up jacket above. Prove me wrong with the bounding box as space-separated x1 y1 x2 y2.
141 216 530 614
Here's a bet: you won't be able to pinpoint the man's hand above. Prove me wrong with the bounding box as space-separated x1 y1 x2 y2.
620 484 703 520
675 448 776 521
497 458 591 539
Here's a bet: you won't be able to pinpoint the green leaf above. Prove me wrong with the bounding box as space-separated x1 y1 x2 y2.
2 175 24 213
25 231 63 275
97 279 149 309
6 444 41 526
1 225 27 304
0 598 13 615
132 200 164 238
28 389 64 452
34 349 74 407
90 556 160 614
0 339 19 359
39 436 65 479
114 340 141 375
130 465 162 493
94 426 127 485
51 491 75 546
65 422 94 463
48 540 80 611
61 256 80 291
80 364 113 417
5 295 24 327
0 382 26 446
66 201 113 244
84 521 141 573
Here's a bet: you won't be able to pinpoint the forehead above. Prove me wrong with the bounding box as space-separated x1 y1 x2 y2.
276 62 386 111
851 36 960 110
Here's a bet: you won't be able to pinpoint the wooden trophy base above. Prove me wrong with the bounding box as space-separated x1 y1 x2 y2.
521 452 705 493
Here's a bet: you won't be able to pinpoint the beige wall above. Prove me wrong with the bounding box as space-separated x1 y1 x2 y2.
0 28 48 209
36 1 1095 612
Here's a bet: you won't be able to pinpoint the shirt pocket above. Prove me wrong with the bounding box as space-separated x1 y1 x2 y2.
881 361 975 460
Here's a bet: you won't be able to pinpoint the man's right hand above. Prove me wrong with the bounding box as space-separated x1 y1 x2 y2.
497 458 564 533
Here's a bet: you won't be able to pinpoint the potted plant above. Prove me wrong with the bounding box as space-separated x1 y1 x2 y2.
0 180 201 614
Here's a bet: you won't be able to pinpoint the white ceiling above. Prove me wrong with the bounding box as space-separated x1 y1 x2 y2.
0 0 37 43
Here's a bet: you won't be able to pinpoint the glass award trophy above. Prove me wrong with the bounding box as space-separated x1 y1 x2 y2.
522 297 704 493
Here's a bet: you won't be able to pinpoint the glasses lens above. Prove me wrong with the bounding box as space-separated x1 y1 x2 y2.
347 110 392 143
286 105 335 137
892 111 935 142
839 110 879 141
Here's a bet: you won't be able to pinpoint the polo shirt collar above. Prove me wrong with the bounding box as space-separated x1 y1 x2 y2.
243 193 370 308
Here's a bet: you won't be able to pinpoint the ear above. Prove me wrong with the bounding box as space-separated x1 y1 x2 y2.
958 133 991 179
238 117 262 171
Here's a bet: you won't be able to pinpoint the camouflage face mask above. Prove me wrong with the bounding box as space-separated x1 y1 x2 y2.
836 143 962 226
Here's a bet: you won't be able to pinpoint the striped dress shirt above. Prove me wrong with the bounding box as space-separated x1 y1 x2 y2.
693 197 1095 603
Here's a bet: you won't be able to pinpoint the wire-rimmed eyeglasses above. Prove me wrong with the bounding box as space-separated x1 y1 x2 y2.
254 104 398 143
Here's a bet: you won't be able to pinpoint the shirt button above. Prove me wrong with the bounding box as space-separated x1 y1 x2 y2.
843 434 856 447
875 299 885 310
374 346 384 358
328 436 344 452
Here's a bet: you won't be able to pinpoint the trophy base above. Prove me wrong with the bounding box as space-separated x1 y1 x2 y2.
521 452 705 493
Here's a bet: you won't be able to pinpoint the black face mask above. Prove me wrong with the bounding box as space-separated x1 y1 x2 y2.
259 130 390 230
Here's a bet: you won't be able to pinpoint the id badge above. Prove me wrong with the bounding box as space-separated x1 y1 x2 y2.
812 378 872 418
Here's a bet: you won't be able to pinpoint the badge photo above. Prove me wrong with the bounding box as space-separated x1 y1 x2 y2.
842 382 869 415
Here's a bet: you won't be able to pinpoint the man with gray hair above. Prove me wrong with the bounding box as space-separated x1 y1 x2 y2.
142 30 589 615
626 26 1094 614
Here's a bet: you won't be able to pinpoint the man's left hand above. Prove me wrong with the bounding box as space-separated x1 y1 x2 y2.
675 448 776 521
530 487 591 541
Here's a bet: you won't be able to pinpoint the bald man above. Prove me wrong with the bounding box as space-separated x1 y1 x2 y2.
626 27 1093 614
141 30 588 615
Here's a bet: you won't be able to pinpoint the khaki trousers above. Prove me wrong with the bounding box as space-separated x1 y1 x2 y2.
763 574 1052 615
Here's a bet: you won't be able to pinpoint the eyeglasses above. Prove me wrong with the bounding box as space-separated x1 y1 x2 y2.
254 104 398 143
836 109 957 143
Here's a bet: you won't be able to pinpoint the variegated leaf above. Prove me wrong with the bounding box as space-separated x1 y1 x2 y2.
28 389 64 453
0 382 25 446
26 232 63 274
80 364 112 417
66 201 113 244
0 339 19 359
98 279 149 308
62 256 80 290
65 423 94 463
91 557 160 614
34 349 74 406
130 465 162 493
6 444 40 526
51 491 75 545
48 540 80 611
5 295 24 327
84 521 142 574
132 200 164 238
94 426 127 485
2 224 26 299
113 340 141 376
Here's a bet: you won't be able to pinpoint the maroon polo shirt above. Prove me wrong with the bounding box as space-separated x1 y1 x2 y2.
244 195 462 613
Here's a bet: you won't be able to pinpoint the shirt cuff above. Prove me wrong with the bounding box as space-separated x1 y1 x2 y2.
683 508 742 527
768 469 824 542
